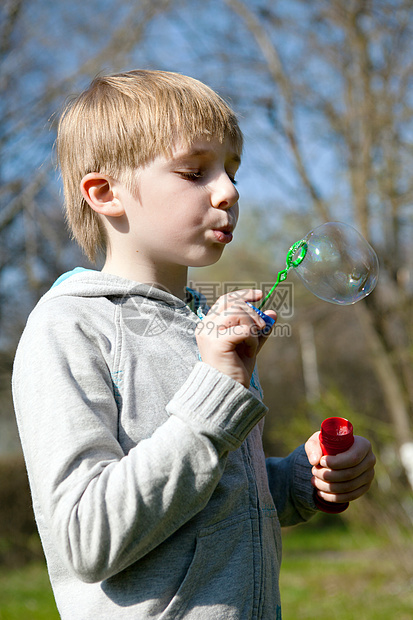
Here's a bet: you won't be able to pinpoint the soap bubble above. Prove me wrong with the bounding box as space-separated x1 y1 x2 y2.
292 222 379 305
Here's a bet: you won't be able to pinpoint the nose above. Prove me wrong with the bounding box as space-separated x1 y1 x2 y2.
210 172 239 210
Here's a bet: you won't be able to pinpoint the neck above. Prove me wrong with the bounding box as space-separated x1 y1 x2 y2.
101 254 188 300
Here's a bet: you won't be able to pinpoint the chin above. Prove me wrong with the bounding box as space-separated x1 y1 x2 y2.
188 249 225 268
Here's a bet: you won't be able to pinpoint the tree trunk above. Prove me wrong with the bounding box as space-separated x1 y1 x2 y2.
299 322 321 405
355 302 413 488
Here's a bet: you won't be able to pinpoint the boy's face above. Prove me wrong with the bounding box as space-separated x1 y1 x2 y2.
118 136 241 270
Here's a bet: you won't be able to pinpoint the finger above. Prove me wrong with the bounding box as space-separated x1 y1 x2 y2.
312 466 375 495
209 292 275 340
319 436 375 470
315 480 374 504
313 450 376 483
230 289 264 302
256 309 277 334
214 298 270 334
213 289 263 309
210 289 264 316
214 306 265 334
242 301 270 330
263 310 277 323
208 290 264 326
322 457 376 488
305 432 323 466
219 323 260 354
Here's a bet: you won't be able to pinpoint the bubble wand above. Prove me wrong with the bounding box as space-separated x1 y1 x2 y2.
258 239 307 310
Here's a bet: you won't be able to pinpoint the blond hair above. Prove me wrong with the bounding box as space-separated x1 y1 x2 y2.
56 70 243 262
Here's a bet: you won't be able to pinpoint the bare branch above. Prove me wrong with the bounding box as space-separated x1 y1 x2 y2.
0 0 24 57
0 169 50 234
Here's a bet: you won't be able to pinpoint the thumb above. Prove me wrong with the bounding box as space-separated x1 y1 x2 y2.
305 431 322 466
257 310 277 353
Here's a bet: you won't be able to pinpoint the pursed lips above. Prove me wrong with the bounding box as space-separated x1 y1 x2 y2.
212 221 235 234
211 223 234 243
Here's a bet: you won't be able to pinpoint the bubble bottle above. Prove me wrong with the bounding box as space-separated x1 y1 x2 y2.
314 417 354 514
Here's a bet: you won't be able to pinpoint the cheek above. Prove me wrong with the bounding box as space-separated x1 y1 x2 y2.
169 217 204 244
168 203 206 233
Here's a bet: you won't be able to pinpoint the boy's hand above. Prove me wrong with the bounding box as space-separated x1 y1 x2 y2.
305 434 376 505
195 289 277 388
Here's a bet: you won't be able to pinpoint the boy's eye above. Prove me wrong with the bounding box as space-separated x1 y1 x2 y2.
178 171 204 181
177 170 237 184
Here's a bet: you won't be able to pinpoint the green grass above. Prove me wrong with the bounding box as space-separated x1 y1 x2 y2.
280 515 413 619
0 518 412 619
0 562 58 620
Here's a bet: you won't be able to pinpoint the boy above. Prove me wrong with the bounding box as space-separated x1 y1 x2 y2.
12 70 375 619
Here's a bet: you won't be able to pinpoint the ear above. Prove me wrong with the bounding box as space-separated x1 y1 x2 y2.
80 173 125 217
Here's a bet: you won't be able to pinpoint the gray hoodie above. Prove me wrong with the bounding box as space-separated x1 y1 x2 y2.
12 269 316 619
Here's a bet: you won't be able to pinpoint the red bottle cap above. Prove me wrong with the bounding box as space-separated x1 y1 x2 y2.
320 417 354 456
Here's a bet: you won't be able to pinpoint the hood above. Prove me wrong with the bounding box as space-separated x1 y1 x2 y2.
41 267 192 311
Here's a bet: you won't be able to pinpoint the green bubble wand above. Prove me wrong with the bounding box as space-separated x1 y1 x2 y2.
258 239 307 310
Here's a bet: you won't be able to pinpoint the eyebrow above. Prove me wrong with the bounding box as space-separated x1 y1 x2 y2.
171 148 241 165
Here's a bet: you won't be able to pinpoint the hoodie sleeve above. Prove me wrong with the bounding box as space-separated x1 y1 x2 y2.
266 446 318 526
12 300 267 584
